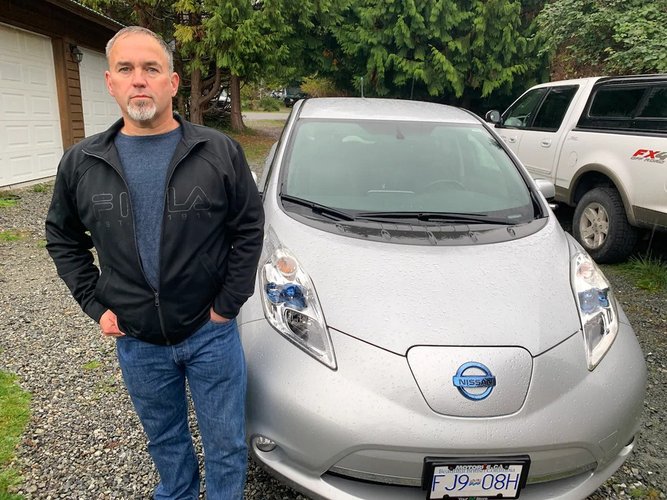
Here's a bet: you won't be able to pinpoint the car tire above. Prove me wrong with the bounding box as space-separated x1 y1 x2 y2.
572 187 638 263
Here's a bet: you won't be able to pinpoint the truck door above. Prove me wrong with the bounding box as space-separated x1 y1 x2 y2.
514 86 579 179
498 87 549 155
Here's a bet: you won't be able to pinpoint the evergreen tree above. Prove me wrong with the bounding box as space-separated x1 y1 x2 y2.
83 0 347 129
333 0 540 108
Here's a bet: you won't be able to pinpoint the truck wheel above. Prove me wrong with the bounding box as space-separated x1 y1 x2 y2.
573 187 637 263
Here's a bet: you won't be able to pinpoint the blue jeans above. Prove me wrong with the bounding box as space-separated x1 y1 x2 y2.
116 319 247 500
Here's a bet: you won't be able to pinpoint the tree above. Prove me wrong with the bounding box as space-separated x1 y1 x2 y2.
84 0 347 130
536 0 667 78
333 0 541 108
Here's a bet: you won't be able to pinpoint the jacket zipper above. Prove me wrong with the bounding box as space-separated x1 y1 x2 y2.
154 140 204 343
84 144 203 345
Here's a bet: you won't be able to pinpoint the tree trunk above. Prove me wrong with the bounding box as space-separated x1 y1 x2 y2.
229 74 245 132
176 93 186 118
190 67 204 125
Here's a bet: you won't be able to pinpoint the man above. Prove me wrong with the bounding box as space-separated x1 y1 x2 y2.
45 26 264 499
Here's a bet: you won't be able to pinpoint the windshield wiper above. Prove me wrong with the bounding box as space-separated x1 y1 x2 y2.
355 211 517 225
280 193 356 221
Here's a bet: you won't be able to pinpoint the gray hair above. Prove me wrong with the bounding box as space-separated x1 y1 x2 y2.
105 26 174 73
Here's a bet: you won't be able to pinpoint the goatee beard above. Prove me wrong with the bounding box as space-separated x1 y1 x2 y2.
127 100 156 121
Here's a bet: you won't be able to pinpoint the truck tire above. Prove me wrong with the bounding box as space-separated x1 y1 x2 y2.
573 187 637 263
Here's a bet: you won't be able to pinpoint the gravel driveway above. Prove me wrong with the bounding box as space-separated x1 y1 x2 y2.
1 183 664 499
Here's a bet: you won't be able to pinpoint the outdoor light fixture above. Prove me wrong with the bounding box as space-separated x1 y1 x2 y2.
69 44 83 64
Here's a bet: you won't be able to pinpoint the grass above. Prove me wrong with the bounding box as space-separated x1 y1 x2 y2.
245 118 287 128
0 231 24 243
0 193 19 209
0 372 30 499
94 376 119 398
82 360 102 371
224 125 282 167
628 485 661 499
615 254 667 292
31 184 51 194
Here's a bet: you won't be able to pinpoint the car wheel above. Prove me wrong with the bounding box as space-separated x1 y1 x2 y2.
572 187 637 263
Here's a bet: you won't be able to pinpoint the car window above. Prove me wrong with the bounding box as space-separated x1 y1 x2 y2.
577 84 667 132
501 88 548 128
589 86 646 118
637 87 667 118
531 86 578 131
282 119 534 221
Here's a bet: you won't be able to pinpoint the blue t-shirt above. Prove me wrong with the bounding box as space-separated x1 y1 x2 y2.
115 127 182 290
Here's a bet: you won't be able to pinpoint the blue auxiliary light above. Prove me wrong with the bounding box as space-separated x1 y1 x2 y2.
578 289 609 314
265 282 307 310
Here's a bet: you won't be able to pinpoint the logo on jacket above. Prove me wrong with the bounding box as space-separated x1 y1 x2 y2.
92 192 130 220
453 362 496 401
167 186 211 220
167 186 211 216
91 187 212 223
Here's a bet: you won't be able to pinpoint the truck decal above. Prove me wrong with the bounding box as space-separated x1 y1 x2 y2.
631 149 667 163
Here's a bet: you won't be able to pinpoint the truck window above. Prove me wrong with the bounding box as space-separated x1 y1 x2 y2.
637 87 667 118
589 87 645 118
502 88 548 128
579 84 667 132
531 86 578 131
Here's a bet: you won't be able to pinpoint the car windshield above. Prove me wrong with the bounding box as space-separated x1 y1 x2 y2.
282 119 536 223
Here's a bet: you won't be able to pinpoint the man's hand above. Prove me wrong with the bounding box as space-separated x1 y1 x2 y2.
100 309 125 338
210 307 231 324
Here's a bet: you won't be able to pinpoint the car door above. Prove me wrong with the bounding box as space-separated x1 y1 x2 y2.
514 86 579 178
497 87 549 155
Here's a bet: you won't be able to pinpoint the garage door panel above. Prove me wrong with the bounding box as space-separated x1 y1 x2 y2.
35 125 59 145
6 156 33 184
1 91 28 116
80 47 119 136
27 65 51 87
0 60 22 82
36 152 60 175
31 95 57 115
0 23 62 187
0 26 20 53
6 125 30 147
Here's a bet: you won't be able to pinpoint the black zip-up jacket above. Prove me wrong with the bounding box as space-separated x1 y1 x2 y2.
45 115 264 345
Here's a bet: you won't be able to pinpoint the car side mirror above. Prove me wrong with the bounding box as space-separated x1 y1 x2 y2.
534 178 556 208
485 110 501 124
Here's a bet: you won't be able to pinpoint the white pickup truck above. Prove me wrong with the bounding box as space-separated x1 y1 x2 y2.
487 75 667 262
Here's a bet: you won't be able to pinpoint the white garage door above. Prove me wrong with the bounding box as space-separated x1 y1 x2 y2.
0 24 63 188
80 47 119 136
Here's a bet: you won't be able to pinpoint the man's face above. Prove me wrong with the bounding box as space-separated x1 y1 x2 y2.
105 33 179 130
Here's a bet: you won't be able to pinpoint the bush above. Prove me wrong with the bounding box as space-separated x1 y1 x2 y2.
300 75 342 98
259 96 281 112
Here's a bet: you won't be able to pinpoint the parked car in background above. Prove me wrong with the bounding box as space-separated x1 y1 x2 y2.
284 86 308 107
486 74 667 263
238 97 647 500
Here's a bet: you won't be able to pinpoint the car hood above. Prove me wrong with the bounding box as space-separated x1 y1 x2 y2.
265 214 581 357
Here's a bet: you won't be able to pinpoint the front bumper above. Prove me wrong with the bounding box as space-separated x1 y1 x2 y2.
240 317 646 500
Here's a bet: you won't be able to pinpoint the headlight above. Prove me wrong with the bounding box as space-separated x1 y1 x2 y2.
259 228 337 370
571 247 618 370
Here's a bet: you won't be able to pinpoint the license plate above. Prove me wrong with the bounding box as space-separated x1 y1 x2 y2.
422 456 530 499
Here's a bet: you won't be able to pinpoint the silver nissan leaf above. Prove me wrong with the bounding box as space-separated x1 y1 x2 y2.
238 98 646 500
